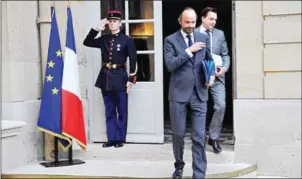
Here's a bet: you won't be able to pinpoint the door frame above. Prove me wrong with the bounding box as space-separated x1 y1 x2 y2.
88 0 164 143
231 0 237 143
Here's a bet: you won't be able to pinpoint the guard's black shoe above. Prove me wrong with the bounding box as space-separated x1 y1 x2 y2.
102 141 115 148
114 140 124 148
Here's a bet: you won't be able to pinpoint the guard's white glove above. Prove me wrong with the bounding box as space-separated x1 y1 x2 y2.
126 82 133 94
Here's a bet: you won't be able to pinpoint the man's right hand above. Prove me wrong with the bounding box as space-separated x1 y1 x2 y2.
188 42 206 53
94 18 108 31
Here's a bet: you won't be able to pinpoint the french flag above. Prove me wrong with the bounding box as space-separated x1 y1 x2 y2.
62 5 87 150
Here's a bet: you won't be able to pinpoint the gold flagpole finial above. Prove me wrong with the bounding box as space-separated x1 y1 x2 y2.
51 1 54 7
67 0 71 8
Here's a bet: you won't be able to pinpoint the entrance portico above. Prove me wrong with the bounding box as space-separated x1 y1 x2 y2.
90 0 234 144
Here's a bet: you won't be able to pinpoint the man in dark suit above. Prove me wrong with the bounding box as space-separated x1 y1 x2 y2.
164 7 215 179
196 7 231 154
83 10 137 148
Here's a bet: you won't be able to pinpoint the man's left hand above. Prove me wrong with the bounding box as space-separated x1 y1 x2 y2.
206 76 215 87
216 67 227 78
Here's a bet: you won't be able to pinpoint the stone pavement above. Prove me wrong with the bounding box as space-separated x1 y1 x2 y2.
1 143 258 178
2 160 256 178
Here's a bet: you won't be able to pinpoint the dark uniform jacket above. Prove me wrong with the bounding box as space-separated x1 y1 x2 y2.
83 28 137 92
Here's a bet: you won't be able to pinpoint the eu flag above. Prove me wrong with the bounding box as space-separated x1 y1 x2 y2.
37 4 71 150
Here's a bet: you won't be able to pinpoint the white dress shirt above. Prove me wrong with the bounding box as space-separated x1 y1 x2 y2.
180 29 194 58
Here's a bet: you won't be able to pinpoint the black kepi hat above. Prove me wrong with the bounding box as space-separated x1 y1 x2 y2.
107 10 122 20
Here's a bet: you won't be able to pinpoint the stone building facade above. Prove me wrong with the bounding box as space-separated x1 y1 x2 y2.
1 1 301 177
234 1 301 177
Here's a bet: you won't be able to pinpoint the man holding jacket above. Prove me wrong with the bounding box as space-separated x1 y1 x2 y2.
196 7 231 154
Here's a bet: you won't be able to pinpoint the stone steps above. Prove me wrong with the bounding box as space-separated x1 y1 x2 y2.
1 143 259 178
1 160 257 178
69 143 235 164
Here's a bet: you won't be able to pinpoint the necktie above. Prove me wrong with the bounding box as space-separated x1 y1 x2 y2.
205 29 210 36
205 30 212 52
187 34 193 47
186 34 194 62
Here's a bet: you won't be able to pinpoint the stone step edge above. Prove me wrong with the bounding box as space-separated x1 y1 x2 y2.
1 164 257 179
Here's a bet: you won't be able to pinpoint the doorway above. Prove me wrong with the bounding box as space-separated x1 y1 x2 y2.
162 0 234 143
92 0 164 143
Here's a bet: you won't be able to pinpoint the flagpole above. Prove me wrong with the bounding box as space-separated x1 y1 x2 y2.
43 0 56 163
54 137 59 165
63 1 86 166
51 0 59 166
68 139 73 164
66 0 73 165
67 0 71 8
65 1 81 165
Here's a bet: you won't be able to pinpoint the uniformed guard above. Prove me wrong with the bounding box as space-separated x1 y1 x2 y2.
83 10 137 148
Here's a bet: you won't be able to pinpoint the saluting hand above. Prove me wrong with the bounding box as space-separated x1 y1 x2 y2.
94 18 108 31
188 42 206 53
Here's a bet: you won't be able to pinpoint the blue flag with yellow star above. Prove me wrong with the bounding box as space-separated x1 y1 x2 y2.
37 4 71 150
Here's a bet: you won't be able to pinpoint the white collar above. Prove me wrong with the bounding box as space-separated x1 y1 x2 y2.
200 25 212 32
180 29 194 39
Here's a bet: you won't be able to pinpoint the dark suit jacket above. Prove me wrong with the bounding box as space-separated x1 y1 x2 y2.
164 30 215 102
83 29 137 91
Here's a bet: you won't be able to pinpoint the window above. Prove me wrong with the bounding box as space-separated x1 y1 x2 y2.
101 0 125 18
129 0 153 19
